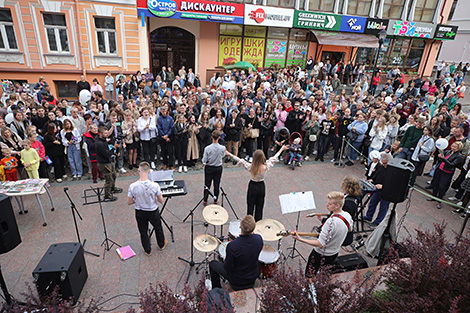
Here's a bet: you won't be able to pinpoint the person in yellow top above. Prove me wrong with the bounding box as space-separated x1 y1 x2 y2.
20 139 40 179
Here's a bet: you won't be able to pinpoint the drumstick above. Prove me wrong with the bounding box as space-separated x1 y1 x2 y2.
215 237 227 247
306 213 330 217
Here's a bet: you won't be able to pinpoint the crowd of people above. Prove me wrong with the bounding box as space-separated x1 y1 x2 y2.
0 57 469 210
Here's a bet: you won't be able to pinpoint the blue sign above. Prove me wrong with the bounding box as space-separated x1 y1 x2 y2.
340 15 366 33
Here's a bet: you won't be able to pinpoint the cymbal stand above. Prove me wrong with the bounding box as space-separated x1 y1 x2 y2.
284 211 306 262
220 186 239 219
182 194 205 223
89 186 121 259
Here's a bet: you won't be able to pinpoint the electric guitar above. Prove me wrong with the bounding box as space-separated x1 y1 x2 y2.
276 230 319 238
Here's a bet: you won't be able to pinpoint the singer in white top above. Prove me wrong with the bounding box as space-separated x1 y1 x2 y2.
137 107 157 168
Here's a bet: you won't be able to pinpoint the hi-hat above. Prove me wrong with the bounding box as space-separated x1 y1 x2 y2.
193 234 218 252
203 205 229 225
254 219 285 241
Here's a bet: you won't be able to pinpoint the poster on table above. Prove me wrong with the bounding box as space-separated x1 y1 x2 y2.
287 41 308 67
218 36 242 66
242 37 265 69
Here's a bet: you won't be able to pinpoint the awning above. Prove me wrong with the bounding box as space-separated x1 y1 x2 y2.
310 30 379 48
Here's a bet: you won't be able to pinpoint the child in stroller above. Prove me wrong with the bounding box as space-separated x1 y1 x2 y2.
287 133 302 168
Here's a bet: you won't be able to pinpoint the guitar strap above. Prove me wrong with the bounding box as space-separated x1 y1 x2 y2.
331 214 350 231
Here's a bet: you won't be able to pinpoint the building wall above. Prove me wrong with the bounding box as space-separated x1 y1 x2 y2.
199 22 219 86
0 0 140 98
439 0 470 63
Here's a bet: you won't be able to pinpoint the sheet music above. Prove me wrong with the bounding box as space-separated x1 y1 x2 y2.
148 170 174 182
279 191 316 214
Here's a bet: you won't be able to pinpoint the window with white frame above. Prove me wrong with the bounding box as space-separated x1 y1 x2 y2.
95 17 117 55
43 13 69 53
0 8 19 51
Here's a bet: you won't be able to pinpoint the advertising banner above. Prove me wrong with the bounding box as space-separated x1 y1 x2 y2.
265 39 287 67
218 36 242 66
293 10 341 31
340 15 366 33
287 41 308 67
364 18 389 35
387 20 436 38
434 24 458 40
244 25 267 38
244 5 294 28
137 0 244 24
242 37 265 68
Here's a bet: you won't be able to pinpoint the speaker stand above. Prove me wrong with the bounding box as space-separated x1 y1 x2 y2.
0 264 12 310
377 202 398 265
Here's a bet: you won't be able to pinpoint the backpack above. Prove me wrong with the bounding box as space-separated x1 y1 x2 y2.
207 288 233 313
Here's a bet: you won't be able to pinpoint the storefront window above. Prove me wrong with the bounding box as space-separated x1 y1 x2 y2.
348 0 372 16
389 38 410 68
356 47 373 66
308 0 334 12
405 48 424 71
266 0 295 8
377 0 405 19
414 0 438 22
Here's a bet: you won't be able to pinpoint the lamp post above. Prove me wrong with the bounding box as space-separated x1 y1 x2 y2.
370 29 388 96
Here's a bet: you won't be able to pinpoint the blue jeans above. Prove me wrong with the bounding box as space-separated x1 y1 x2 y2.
365 191 390 225
289 152 302 163
67 144 83 176
106 90 114 101
349 141 362 162
397 147 413 160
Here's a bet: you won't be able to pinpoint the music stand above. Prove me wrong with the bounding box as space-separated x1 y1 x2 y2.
279 191 316 262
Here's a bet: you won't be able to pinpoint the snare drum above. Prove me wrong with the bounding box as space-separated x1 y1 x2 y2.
258 245 280 278
228 220 241 241
218 242 227 262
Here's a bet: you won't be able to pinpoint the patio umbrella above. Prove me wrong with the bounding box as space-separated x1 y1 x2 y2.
223 61 256 71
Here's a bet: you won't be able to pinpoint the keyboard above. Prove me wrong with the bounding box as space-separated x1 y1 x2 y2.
159 180 187 197
360 179 377 193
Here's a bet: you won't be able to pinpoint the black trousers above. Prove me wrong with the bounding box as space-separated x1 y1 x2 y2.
317 134 331 159
204 165 222 201
141 140 152 163
306 249 338 278
209 260 228 289
135 209 165 253
431 168 454 199
97 162 116 197
175 138 188 166
247 180 265 222
38 160 48 179
50 154 65 179
160 139 174 167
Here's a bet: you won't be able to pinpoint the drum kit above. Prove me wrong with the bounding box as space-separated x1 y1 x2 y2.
194 205 288 279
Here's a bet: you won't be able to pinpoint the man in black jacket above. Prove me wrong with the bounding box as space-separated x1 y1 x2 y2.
286 102 305 134
105 112 126 173
96 126 122 201
209 215 263 290
77 76 91 96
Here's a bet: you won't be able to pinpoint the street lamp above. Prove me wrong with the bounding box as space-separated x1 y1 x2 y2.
370 29 388 96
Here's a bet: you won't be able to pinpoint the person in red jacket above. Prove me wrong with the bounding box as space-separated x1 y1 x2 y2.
371 71 381 96
28 131 47 178
0 148 18 181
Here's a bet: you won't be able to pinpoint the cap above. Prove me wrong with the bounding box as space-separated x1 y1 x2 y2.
420 97 426 102
370 150 381 160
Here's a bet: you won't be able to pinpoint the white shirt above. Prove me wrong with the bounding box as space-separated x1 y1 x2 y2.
314 211 352 256
137 116 157 140
128 180 162 211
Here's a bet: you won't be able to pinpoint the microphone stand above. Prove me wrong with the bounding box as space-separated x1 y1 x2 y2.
63 188 99 257
183 187 210 222
220 186 238 219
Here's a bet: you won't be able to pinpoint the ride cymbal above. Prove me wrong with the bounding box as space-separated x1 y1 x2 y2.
254 219 285 241
193 234 218 252
203 204 229 226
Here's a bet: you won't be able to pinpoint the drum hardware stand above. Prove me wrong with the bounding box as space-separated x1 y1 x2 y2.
457 206 470 242
63 187 99 257
148 195 175 242
89 186 121 259
334 137 346 168
284 211 306 262
220 186 239 220
182 192 206 223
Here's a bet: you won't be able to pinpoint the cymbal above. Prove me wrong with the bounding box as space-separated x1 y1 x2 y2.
193 234 218 252
254 219 285 241
203 205 229 226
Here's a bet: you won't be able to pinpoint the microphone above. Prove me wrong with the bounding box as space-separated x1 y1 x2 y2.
306 213 330 217
204 186 217 201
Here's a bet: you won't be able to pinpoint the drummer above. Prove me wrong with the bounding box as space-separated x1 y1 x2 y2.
209 215 263 290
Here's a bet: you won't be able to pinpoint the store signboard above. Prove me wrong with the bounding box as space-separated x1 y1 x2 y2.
244 5 294 28
340 15 366 33
265 39 287 67
387 20 436 38
136 0 244 24
242 37 265 68
434 24 458 40
364 18 389 35
293 10 341 31
218 36 242 66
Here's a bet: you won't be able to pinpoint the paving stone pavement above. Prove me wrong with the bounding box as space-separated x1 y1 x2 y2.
0 159 468 311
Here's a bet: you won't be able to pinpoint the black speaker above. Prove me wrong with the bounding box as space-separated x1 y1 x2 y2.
32 243 88 304
0 194 21 254
381 158 415 203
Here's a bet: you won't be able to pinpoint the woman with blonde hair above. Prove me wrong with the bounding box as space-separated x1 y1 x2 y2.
368 116 387 159
225 145 288 221
61 119 82 180
122 109 139 169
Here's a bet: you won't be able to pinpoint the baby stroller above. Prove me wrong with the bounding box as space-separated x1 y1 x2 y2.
283 132 303 170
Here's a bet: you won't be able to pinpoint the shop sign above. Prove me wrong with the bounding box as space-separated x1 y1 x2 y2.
293 10 341 31
364 18 388 35
387 20 436 38
340 15 366 33
244 5 294 28
434 24 458 40
137 0 244 24
265 39 287 67
287 41 308 67
218 36 242 66
242 37 265 68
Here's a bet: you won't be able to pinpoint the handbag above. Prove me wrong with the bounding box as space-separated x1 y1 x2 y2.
309 134 317 142
249 128 259 139
458 92 465 98
346 131 358 142
417 137 431 162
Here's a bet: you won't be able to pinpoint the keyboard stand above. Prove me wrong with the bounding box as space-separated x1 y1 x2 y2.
149 196 175 242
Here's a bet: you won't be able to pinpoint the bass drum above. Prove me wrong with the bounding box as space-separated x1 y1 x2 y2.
258 245 280 278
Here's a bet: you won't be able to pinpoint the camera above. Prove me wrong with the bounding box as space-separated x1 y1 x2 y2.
115 134 126 145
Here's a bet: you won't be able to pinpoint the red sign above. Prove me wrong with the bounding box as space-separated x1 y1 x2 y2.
248 8 265 23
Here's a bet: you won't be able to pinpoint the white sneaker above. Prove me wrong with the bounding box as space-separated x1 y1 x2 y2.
305 156 310 161
56 178 62 183
183 166 188 173
151 162 156 169
118 168 127 174
313 150 318 155
249 157 253 162
245 155 249 160
427 180 431 185
330 158 335 163
448 196 458 201
63 174 68 179
457 201 463 206
178 166 182 173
